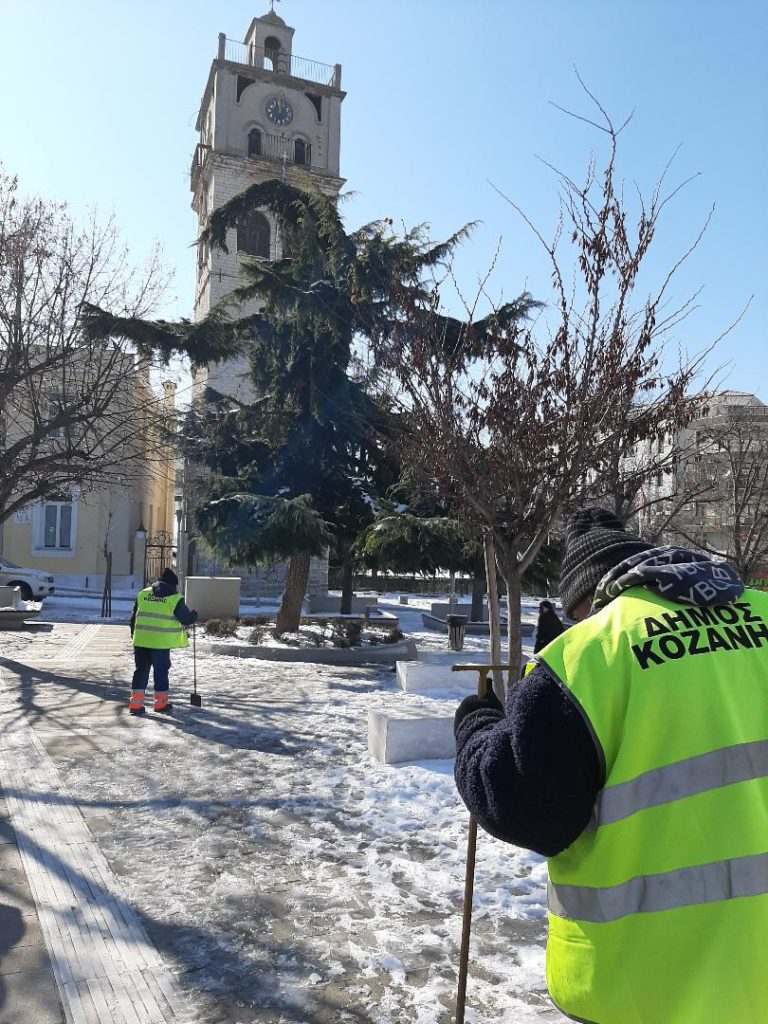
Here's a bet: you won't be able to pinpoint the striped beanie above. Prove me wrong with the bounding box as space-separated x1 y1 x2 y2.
559 508 653 618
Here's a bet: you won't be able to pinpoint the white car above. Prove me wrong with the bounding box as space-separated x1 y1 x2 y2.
0 559 55 601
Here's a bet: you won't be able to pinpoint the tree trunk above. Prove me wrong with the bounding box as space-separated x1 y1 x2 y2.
470 568 486 622
340 548 354 616
275 551 311 633
483 530 504 701
502 563 523 687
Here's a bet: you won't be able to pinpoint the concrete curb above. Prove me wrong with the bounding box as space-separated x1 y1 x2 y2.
204 637 419 665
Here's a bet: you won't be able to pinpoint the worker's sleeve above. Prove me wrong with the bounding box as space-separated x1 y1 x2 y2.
173 599 198 627
454 663 601 857
129 600 137 637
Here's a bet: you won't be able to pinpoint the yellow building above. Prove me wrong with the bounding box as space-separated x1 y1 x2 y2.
0 377 177 592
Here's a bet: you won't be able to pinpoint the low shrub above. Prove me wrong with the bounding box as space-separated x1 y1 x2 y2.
332 619 363 648
240 615 271 627
248 626 265 645
367 623 405 645
204 618 238 637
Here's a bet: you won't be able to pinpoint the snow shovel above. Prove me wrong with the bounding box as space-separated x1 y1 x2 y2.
452 664 507 1024
190 622 202 707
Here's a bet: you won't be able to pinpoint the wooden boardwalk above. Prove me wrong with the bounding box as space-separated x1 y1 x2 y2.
0 629 194 1024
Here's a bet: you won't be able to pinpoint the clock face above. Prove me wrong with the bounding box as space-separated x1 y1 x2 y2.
266 96 294 126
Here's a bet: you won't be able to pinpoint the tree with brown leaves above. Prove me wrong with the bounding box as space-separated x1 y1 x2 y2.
375 93 712 689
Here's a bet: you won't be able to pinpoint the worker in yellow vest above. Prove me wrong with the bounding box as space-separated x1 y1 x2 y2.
128 568 198 716
454 508 768 1024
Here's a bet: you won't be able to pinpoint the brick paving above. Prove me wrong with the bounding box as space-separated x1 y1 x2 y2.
0 624 193 1024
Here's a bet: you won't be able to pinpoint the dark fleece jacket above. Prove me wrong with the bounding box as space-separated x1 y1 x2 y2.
453 547 745 857
129 580 198 637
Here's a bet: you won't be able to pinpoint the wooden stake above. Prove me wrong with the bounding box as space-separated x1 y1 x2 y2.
452 662 503 1023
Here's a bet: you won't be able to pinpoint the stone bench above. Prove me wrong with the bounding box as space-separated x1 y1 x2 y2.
0 586 20 609
307 594 378 614
421 612 535 637
368 704 456 764
396 660 479 694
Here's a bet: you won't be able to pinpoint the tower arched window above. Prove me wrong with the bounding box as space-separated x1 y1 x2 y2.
294 139 310 166
264 35 281 72
237 211 270 260
248 128 262 157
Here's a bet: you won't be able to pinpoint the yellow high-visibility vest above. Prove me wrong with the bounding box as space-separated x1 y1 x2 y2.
132 588 189 650
535 586 768 1024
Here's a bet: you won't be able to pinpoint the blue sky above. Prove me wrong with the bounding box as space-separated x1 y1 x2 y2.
2 0 766 398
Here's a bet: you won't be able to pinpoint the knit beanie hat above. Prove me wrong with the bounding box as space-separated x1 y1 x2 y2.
159 567 179 588
559 508 653 618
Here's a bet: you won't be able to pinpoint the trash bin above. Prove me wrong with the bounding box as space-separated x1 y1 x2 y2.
447 613 468 651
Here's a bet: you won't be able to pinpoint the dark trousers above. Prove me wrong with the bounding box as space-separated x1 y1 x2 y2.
132 647 171 692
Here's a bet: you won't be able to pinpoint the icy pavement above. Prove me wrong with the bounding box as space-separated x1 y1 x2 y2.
0 601 567 1024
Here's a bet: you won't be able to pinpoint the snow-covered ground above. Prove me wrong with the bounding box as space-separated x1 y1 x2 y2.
2 591 566 1023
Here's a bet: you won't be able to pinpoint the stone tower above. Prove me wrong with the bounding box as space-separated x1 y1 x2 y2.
187 10 343 597
190 10 346 400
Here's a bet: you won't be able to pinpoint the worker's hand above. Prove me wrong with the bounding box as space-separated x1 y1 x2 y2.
453 688 504 736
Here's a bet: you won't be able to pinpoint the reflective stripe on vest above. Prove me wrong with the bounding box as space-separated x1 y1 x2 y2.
595 738 768 827
536 586 768 1024
133 588 188 650
549 851 768 924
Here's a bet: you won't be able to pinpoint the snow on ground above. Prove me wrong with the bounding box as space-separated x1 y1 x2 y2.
3 591 566 1023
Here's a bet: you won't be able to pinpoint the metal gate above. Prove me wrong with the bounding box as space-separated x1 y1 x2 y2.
144 531 174 586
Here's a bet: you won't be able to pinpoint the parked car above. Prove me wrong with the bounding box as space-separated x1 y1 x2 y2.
0 559 55 600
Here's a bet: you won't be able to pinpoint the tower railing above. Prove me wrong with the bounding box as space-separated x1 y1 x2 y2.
191 135 315 185
220 38 340 88
250 132 313 168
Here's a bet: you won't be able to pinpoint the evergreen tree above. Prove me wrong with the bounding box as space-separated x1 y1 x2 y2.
82 179 534 629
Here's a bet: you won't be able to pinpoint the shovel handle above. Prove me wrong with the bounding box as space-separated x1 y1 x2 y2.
455 815 478 1024
454 663 505 1021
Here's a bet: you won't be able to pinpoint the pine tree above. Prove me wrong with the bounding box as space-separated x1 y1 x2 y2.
82 180 530 628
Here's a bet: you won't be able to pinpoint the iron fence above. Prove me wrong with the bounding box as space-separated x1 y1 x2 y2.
144 532 174 587
222 39 340 88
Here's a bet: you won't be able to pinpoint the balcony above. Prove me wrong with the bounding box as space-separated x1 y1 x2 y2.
247 131 313 168
220 38 341 89
191 133 314 191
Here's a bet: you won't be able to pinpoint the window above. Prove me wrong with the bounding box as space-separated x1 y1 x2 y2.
43 502 72 549
248 128 262 157
237 75 253 102
264 35 282 71
47 394 63 439
237 210 270 259
294 139 309 166
306 93 322 121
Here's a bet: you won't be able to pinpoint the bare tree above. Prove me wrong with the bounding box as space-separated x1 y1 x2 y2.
376 94 710 687
0 169 170 525
667 395 768 581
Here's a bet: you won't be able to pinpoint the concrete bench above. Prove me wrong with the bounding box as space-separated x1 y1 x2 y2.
368 704 456 764
307 594 378 614
396 660 479 694
0 586 42 628
0 586 20 609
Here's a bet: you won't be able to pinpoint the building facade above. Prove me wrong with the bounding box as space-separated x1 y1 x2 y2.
0 375 176 590
635 390 768 580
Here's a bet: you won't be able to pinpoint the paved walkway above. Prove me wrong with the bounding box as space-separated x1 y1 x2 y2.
0 624 193 1024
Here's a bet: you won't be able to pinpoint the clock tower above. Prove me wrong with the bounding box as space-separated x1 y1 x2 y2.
190 10 346 401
